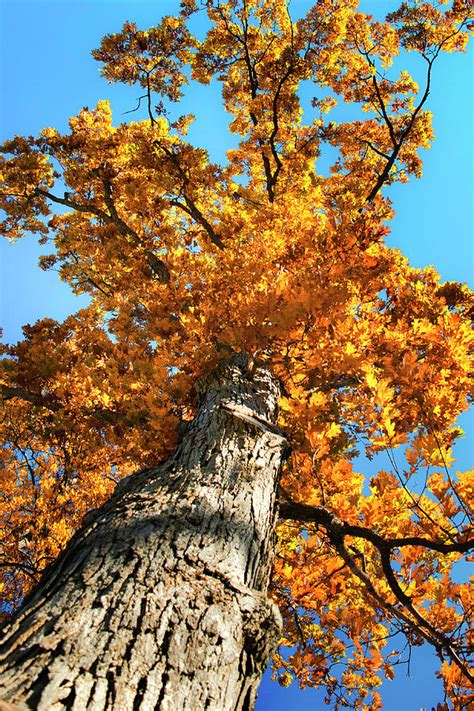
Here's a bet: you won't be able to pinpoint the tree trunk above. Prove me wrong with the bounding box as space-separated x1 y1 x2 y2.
0 355 288 711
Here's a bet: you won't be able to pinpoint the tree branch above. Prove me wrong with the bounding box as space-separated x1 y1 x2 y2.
155 142 225 249
1 384 137 428
279 499 474 682
34 186 170 284
278 500 474 555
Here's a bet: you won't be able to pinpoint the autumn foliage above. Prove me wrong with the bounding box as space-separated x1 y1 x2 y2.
1 1 473 708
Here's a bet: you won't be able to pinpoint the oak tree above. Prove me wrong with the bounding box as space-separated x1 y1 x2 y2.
0 1 473 709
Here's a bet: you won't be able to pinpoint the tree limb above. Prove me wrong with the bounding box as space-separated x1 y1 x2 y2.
279 498 474 682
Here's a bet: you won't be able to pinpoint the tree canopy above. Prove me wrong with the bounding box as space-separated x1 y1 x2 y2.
1 1 473 708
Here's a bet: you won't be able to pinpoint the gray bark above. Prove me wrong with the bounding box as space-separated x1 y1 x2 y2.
0 355 288 711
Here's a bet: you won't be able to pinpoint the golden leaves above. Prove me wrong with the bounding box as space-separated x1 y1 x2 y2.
92 18 194 102
1 1 473 706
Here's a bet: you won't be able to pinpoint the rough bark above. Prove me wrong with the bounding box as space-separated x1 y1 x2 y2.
0 354 288 711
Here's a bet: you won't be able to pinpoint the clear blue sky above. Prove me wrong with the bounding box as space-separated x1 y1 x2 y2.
0 1 472 709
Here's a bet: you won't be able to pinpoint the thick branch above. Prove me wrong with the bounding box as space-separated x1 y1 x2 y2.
155 143 225 249
101 179 170 283
1 384 132 427
1 385 60 411
279 500 474 555
279 499 474 683
362 52 437 205
34 187 170 284
228 8 277 203
170 198 225 250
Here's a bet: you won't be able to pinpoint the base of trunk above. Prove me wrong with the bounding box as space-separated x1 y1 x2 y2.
0 355 287 710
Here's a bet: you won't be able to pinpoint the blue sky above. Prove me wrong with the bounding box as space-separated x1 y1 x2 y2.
0 1 472 708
